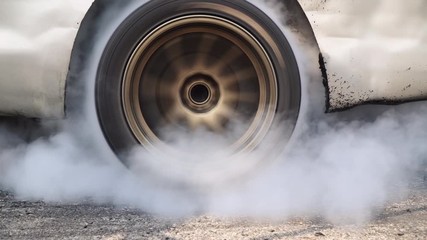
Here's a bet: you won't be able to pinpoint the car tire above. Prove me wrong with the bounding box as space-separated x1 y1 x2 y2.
67 0 304 183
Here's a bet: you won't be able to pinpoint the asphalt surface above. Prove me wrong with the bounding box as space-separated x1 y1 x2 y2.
1 180 426 240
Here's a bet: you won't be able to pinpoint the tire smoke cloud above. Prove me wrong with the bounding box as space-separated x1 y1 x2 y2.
0 0 426 225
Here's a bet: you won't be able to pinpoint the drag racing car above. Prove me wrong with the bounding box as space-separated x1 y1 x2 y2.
1 0 426 180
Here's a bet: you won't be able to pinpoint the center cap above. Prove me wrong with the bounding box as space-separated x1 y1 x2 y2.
189 83 210 105
180 73 220 113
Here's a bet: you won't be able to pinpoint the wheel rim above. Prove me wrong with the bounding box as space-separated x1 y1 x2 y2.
122 15 278 155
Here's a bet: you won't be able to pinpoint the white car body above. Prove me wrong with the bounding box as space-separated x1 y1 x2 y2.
0 0 426 118
300 0 427 111
0 0 92 118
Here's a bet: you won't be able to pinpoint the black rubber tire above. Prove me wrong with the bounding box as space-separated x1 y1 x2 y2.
68 0 302 170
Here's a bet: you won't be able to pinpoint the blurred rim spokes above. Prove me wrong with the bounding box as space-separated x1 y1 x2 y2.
210 45 244 73
222 91 260 105
196 33 219 64
219 67 258 88
122 15 278 154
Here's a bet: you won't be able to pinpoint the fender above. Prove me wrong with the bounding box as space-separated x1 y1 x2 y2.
299 0 427 111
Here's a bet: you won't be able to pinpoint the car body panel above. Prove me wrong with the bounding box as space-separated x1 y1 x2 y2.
0 0 93 118
0 0 426 118
299 0 427 111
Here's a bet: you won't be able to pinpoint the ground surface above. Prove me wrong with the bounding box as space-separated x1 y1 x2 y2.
1 182 426 240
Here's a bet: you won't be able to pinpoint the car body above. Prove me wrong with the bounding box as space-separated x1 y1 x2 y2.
0 0 426 118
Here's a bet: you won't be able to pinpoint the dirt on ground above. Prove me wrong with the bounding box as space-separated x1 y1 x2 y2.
1 182 426 240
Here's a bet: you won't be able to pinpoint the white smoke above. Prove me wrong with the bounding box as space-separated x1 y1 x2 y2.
0 0 426 225
210 103 427 223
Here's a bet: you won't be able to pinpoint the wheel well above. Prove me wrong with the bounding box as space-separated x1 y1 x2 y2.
65 0 119 116
66 0 324 115
278 0 320 49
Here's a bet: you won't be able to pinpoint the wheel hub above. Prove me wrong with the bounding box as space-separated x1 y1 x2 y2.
181 74 220 113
